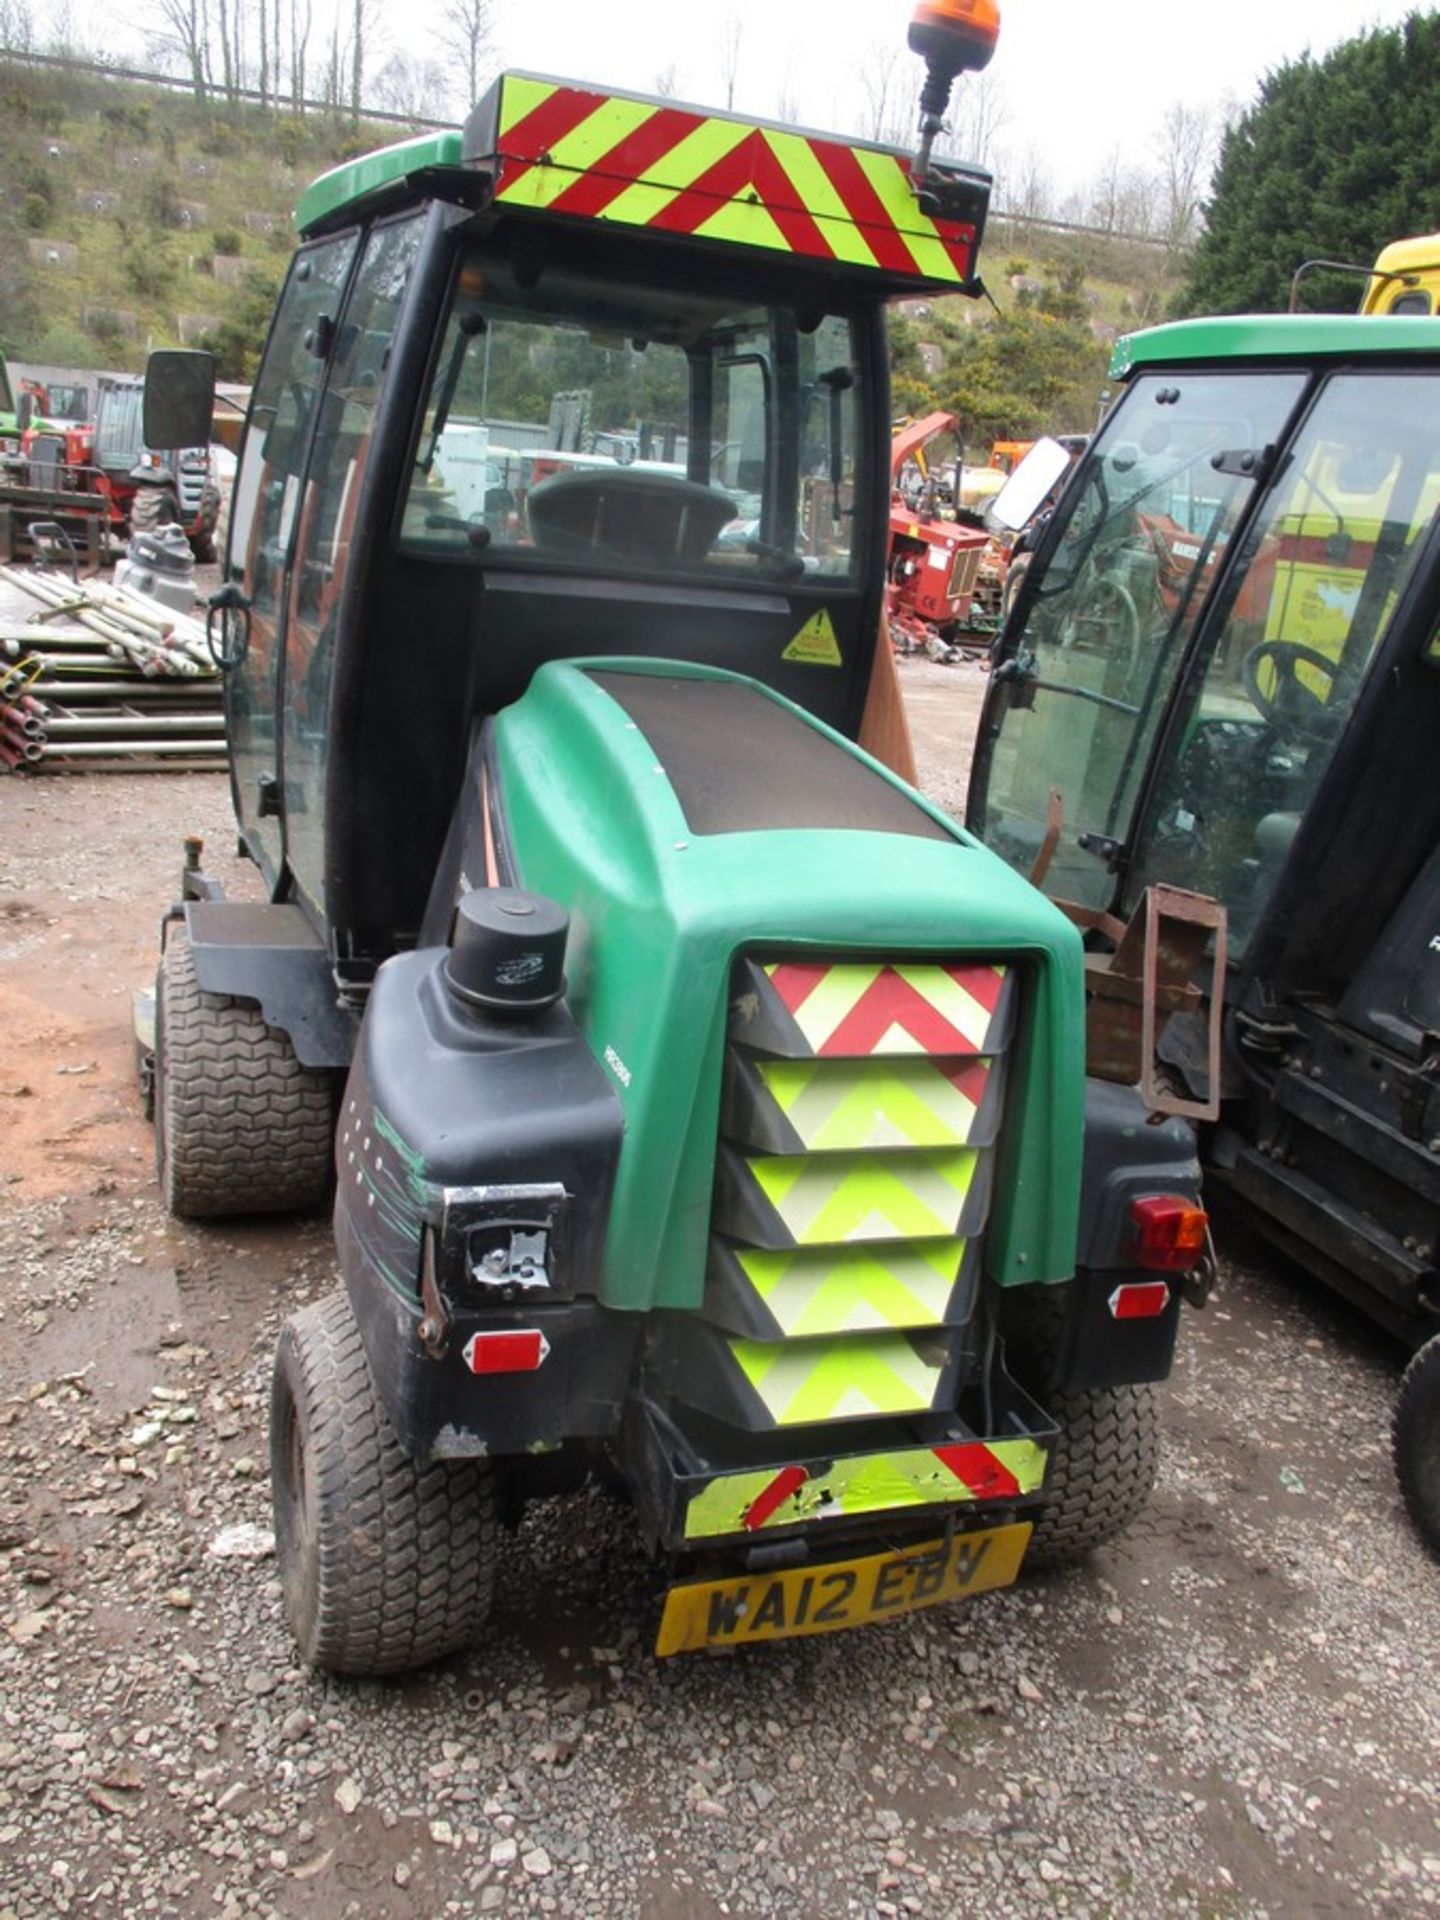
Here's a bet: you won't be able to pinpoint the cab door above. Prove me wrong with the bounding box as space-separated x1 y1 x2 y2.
225 234 358 885
281 215 424 921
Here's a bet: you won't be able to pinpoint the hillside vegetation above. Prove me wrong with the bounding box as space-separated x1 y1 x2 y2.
0 59 420 377
0 58 1192 441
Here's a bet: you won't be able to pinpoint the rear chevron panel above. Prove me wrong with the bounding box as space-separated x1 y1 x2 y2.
731 958 1015 1059
661 953 1020 1431
704 1239 975 1339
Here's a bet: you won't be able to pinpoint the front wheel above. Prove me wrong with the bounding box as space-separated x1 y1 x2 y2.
271 1293 499 1675
1026 1382 1160 1568
1393 1332 1440 1559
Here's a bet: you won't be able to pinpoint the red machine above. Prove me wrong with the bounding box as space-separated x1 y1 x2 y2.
886 411 990 658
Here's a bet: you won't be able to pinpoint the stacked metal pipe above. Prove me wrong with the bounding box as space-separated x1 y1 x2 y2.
0 661 47 770
0 568 225 772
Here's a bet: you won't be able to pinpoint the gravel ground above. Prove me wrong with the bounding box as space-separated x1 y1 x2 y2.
1 707 1438 1918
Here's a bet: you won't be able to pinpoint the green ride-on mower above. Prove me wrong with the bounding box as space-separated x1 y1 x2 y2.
138 2 1213 1672
972 312 1440 1559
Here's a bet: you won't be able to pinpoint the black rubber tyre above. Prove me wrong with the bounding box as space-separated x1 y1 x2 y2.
271 1293 499 1676
188 483 221 564
155 926 334 1218
130 486 179 537
212 481 232 574
1393 1332 1440 1559
1025 1381 1161 1569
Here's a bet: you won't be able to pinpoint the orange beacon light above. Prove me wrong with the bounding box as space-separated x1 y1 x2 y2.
907 0 1001 196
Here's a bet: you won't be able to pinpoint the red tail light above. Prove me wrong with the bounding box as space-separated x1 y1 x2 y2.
1126 1196 1208 1272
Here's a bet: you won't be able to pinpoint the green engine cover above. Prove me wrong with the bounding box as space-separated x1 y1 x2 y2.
492 659 1084 1312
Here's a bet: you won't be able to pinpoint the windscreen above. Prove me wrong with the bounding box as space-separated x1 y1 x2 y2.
399 249 862 583
1126 370 1440 954
976 370 1307 909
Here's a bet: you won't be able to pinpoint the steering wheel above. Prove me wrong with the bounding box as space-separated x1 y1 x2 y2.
527 468 736 564
1241 640 1338 736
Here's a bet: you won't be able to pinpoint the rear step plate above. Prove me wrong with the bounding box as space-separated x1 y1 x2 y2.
656 1522 1032 1655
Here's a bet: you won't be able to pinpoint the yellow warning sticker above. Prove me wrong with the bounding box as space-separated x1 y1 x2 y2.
782 609 842 666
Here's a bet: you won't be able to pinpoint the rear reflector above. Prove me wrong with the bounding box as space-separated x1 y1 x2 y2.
462 1329 551 1375
1107 1280 1171 1321
1126 1195 1208 1271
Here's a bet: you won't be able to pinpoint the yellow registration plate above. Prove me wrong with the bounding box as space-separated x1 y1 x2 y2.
656 1521 1032 1656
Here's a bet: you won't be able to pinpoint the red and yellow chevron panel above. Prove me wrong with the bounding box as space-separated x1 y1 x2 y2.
488 77 981 285
730 957 1014 1060
724 1051 1004 1155
683 1435 1050 1540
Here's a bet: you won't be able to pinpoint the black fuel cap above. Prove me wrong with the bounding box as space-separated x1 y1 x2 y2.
444 888 569 1012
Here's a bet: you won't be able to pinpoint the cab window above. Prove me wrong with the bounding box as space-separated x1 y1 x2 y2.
399 249 861 582
1129 371 1440 953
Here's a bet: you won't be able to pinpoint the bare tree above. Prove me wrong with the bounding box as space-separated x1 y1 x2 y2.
213 0 233 99
1088 146 1126 233
1004 142 1055 224
148 0 209 98
350 0 362 120
717 6 741 112
45 0 87 58
1158 101 1216 252
290 0 309 113
774 69 802 127
441 0 495 114
374 50 450 121
324 14 344 113
0 0 35 53
653 63 679 99
860 38 901 144
945 69 1007 171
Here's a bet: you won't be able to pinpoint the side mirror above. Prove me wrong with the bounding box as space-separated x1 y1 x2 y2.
988 435 1072 533
143 349 215 453
16 391 33 433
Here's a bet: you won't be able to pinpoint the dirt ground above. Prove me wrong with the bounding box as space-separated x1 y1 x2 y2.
0 658 1437 1919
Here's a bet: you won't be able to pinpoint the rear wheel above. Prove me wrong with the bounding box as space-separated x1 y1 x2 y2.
271 1293 499 1675
188 483 221 563
1026 1382 1161 1568
1393 1332 1440 1559
155 926 333 1218
130 486 178 537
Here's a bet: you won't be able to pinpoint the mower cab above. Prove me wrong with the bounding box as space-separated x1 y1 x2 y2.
143 16 1216 1671
970 311 1440 1555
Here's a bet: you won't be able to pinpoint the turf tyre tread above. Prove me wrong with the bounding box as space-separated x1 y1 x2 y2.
130 486 179 537
1026 1381 1160 1569
271 1293 498 1676
1393 1331 1440 1559
157 925 333 1218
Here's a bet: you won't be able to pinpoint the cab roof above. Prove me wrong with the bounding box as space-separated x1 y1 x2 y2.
1112 312 1440 377
297 70 991 298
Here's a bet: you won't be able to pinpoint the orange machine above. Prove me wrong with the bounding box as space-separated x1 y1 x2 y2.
886 411 990 657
